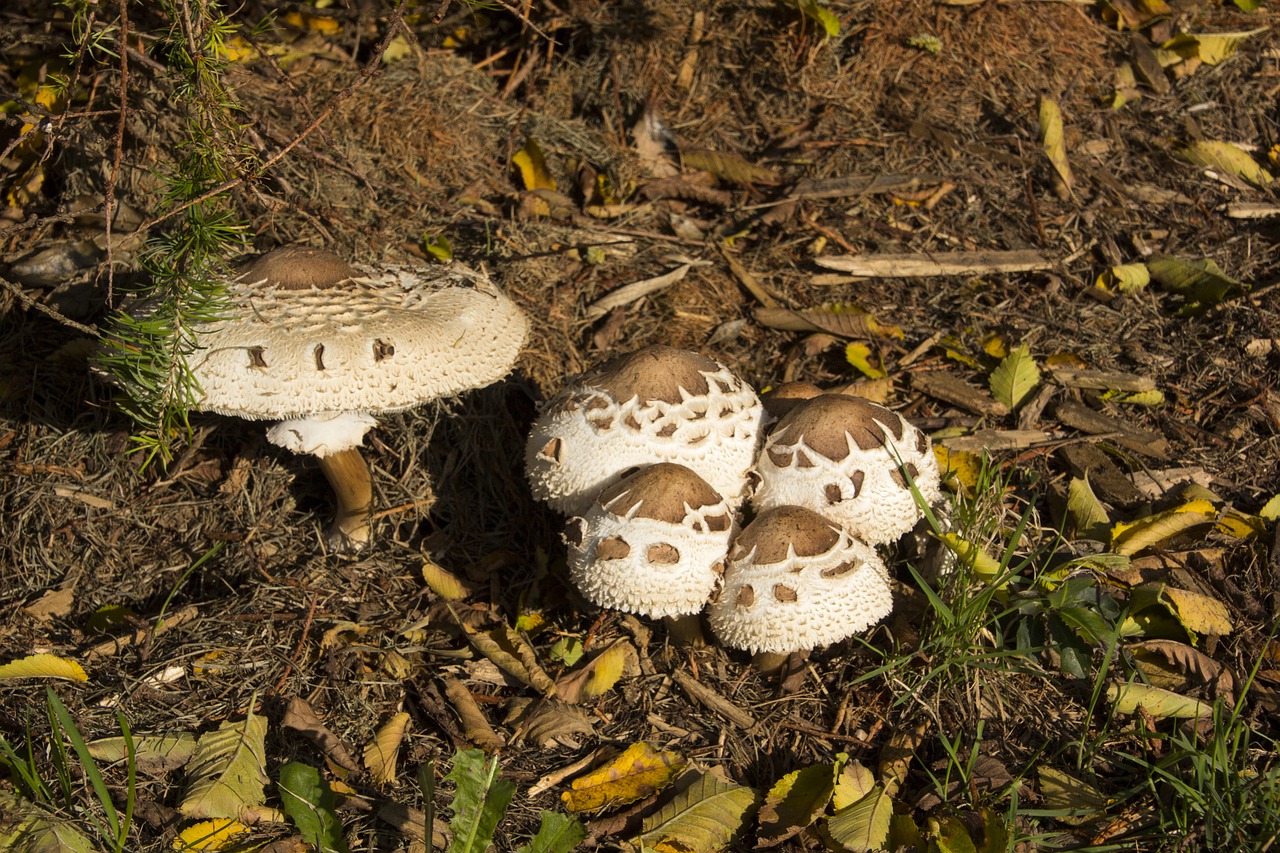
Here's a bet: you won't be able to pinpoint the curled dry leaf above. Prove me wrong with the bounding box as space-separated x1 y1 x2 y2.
282 697 360 774
753 304 902 339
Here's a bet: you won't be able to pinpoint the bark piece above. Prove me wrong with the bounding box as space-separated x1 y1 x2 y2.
1053 400 1169 460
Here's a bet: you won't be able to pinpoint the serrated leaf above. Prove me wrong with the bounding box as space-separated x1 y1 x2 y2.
1111 499 1216 555
832 760 876 810
179 709 268 820
754 304 903 340
1147 255 1245 313
844 343 886 380
0 653 88 683
757 762 840 846
1066 476 1111 542
172 819 252 851
562 743 686 813
1108 682 1211 718
363 712 410 786
825 784 892 853
0 790 95 853
515 811 587 853
632 771 760 852
510 699 595 748
1038 96 1074 196
1180 140 1274 186
1130 639 1234 699
277 761 348 853
792 0 840 36
513 139 556 192
89 732 196 774
988 345 1040 412
1161 29 1266 66
887 813 925 853
445 749 516 853
1096 263 1150 294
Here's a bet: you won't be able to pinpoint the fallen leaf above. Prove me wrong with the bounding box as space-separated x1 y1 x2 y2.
1161 29 1267 66
1108 682 1211 719
562 743 687 813
281 698 360 774
628 771 760 852
754 304 903 339
1179 140 1274 186
757 760 842 846
512 139 557 192
180 709 269 820
555 639 638 703
1037 766 1107 826
1111 500 1217 555
1038 96 1074 198
89 733 197 775
844 343 887 380
1129 639 1234 700
277 762 348 853
172 819 252 851
0 653 88 683
509 698 595 747
1147 254 1245 314
363 712 411 786
1066 476 1111 542
825 784 892 853
680 148 779 185
989 345 1041 412
1096 263 1150 294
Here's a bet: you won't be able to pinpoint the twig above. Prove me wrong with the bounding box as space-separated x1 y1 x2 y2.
0 275 100 336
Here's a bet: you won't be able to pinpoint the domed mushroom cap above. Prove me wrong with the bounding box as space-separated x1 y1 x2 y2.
707 505 892 655
566 463 735 619
751 394 941 545
188 247 529 420
760 381 823 420
526 345 764 517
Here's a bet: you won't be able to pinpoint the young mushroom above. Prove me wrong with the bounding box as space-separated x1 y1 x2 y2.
175 246 527 551
751 394 942 546
566 463 735 645
707 505 893 675
526 345 764 518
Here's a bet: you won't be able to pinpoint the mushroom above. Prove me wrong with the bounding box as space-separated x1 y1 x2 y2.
707 504 892 674
185 246 528 551
566 463 734 644
526 345 764 517
751 394 942 546
760 381 822 420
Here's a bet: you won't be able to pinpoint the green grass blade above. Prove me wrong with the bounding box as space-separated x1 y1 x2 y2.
46 687 120 843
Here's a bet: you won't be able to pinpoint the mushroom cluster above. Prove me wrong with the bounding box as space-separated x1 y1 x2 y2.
112 245 529 552
526 346 944 673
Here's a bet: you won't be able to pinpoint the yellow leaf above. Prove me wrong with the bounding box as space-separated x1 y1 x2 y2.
981 332 1008 359
363 711 410 786
282 11 341 34
1216 509 1265 539
989 345 1041 412
1066 476 1111 542
1096 263 1150 294
1038 96 1074 196
562 742 686 813
1259 493 1280 521
1161 29 1266 66
1111 500 1216 556
0 653 88 682
421 558 472 600
578 640 631 700
940 534 1005 587
1103 389 1165 407
381 35 413 63
1180 140 1274 186
934 446 981 495
172 819 251 850
1108 682 1211 719
844 342 886 379
512 139 557 191
1160 586 1233 636
216 36 257 63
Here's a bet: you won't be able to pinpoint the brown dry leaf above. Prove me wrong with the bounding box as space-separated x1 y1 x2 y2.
1130 639 1234 701
633 111 679 178
562 742 687 813
753 304 903 339
877 722 927 798
555 639 640 704
458 621 557 697
421 559 474 600
23 586 76 621
680 148 779 185
508 698 596 747
442 677 504 753
363 711 411 786
281 697 360 774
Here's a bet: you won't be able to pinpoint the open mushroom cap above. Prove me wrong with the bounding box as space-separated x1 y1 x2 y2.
707 505 892 655
565 463 735 619
188 247 529 420
526 345 764 517
750 394 941 545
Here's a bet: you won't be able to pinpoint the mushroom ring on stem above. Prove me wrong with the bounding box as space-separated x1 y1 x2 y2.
751 394 942 546
566 463 735 644
186 246 528 551
707 504 893 673
526 345 764 518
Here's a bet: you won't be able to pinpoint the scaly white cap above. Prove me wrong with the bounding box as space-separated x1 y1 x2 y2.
751 394 941 545
566 463 735 619
526 345 764 517
707 505 892 655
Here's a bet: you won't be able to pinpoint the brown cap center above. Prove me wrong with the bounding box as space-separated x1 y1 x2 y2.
237 246 356 290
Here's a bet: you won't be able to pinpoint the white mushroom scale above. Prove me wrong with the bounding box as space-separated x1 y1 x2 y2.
186 246 528 551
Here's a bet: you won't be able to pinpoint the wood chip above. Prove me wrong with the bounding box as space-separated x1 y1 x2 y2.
85 604 199 659
1224 202 1280 219
911 370 1009 417
671 670 757 729
1130 467 1215 498
1053 400 1169 460
935 429 1052 452
1050 368 1156 392
815 249 1053 278
1057 443 1146 507
586 264 690 319
53 486 115 510
787 173 944 201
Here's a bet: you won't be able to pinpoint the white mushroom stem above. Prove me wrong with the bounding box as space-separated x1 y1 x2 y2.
266 412 379 552
752 650 803 677
317 448 373 551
